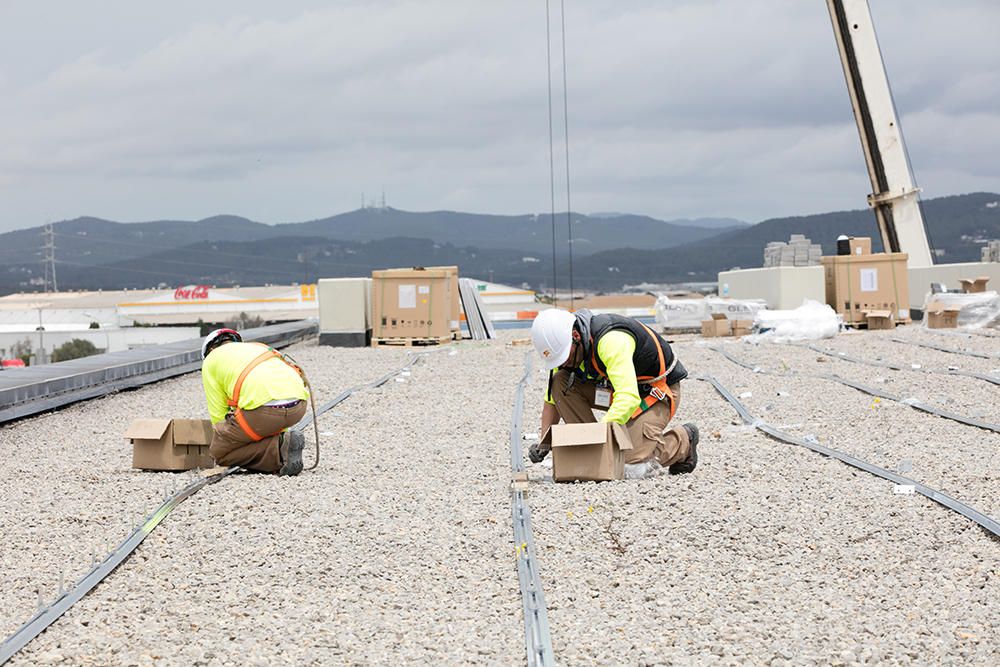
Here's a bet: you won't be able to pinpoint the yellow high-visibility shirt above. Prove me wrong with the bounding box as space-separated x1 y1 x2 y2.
596 330 640 424
201 342 309 424
542 330 640 424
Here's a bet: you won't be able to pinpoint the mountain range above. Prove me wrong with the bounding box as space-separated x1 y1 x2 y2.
1 193 997 294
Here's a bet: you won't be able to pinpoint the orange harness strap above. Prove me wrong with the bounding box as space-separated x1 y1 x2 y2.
590 323 676 421
227 347 286 442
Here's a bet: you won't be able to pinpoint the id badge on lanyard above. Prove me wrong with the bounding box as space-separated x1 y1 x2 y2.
594 387 612 408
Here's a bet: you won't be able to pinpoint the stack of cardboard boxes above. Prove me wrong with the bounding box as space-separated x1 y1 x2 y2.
700 313 753 338
820 237 909 328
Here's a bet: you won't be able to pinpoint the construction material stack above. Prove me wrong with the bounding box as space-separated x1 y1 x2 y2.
763 234 824 268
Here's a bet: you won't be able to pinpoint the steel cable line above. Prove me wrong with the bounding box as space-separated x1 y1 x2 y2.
560 0 574 310
545 0 558 306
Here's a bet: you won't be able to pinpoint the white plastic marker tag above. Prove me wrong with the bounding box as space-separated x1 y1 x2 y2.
893 484 916 495
523 433 539 441
320 431 335 436
395 377 406 383
594 388 612 408
401 370 411 377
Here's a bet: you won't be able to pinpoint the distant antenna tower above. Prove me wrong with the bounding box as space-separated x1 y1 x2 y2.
381 190 386 212
41 223 58 292
361 192 366 210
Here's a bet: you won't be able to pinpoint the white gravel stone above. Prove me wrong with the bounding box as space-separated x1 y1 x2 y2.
1 327 998 665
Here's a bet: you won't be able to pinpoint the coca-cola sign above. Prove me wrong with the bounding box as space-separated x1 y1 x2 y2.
174 285 210 300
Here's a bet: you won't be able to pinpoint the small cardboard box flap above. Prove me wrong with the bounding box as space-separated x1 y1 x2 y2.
710 313 727 321
609 422 633 451
124 418 171 440
545 422 633 450
866 310 892 318
172 419 213 445
926 302 944 314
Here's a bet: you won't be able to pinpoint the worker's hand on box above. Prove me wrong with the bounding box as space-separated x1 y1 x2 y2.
528 443 549 463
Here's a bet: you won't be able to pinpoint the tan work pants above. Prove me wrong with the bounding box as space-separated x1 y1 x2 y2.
549 370 690 467
209 402 308 473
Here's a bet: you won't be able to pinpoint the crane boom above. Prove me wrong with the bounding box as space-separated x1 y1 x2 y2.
827 0 933 267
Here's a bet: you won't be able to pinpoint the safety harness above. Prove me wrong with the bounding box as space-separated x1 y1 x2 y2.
589 322 677 421
226 343 322 471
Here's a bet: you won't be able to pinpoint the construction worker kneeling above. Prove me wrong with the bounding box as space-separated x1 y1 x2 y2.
201 329 309 476
529 308 699 474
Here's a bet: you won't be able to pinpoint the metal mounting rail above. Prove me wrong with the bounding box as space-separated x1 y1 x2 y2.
0 354 423 666
696 374 1000 539
890 337 997 360
0 320 318 424
711 346 1000 434
509 353 556 667
806 343 1000 387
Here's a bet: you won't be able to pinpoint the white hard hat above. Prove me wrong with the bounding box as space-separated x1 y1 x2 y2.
531 308 576 370
201 328 242 359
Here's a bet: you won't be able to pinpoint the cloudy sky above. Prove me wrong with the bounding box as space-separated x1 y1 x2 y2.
0 1 997 234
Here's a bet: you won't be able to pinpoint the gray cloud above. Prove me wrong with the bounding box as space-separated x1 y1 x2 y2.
0 0 997 234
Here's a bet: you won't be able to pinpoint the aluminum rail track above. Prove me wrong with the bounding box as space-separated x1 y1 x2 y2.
806 343 1000 386
890 336 998 360
508 353 556 667
696 373 1000 539
0 320 318 424
711 346 1000 434
0 353 424 666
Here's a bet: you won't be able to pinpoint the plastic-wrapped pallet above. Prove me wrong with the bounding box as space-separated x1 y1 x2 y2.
654 296 710 330
750 299 841 343
921 291 1000 329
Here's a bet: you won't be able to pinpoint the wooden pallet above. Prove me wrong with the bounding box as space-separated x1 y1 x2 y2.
371 335 453 348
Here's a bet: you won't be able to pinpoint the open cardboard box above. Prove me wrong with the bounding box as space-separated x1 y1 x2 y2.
125 418 215 471
864 310 894 330
959 276 990 294
925 303 961 329
540 422 633 482
700 313 731 338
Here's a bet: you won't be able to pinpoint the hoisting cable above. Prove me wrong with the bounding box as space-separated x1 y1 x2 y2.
560 0 575 311
545 0 559 308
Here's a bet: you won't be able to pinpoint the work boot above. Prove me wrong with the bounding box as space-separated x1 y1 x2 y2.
278 430 305 477
669 423 699 475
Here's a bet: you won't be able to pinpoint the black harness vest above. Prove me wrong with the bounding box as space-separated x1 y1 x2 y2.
581 313 688 391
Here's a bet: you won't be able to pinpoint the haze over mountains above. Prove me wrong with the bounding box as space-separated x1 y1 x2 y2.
1 193 998 295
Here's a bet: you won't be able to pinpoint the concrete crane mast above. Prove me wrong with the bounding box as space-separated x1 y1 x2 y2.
827 0 934 267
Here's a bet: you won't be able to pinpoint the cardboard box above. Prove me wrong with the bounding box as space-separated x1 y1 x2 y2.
426 265 462 336
700 313 731 337
865 310 894 330
541 422 633 482
731 319 754 337
125 418 215 471
849 237 872 256
959 276 990 294
925 303 961 329
371 267 455 340
821 252 910 326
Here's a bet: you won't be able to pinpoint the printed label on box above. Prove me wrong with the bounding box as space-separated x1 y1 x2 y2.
418 285 430 294
398 284 417 309
860 268 878 292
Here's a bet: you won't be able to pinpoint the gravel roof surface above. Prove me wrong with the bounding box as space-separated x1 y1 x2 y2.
2 326 998 665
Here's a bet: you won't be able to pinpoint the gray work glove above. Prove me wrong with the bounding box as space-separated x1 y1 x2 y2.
528 443 550 463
